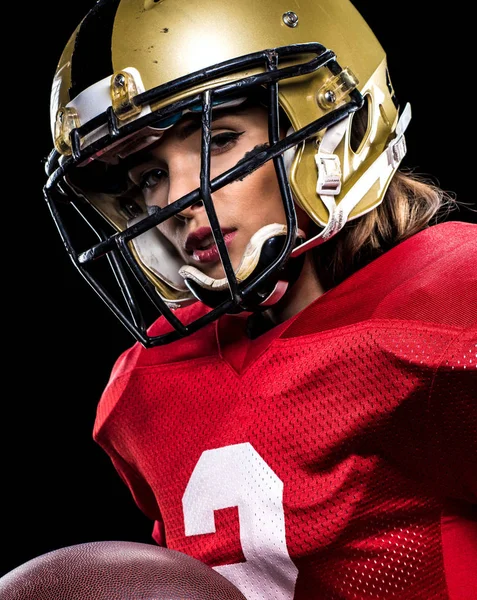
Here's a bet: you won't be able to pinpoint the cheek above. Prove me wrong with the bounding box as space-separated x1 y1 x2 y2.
143 187 169 211
157 220 179 249
238 162 311 233
245 162 286 218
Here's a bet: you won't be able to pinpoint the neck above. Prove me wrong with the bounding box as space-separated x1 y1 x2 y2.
263 252 326 327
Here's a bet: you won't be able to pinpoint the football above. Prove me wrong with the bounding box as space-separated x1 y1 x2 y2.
0 540 247 599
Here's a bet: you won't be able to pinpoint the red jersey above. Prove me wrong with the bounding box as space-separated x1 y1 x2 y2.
93 221 477 600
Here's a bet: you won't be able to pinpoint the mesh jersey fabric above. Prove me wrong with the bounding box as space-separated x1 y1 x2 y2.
93 220 477 600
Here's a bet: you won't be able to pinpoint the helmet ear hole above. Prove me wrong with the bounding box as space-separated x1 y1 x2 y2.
349 94 371 154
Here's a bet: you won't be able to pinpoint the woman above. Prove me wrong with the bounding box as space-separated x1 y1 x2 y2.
44 0 476 597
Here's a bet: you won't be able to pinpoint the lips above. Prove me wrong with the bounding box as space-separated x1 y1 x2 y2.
185 226 237 254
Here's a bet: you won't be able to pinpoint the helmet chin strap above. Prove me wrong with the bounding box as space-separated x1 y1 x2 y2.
292 102 412 257
178 223 307 310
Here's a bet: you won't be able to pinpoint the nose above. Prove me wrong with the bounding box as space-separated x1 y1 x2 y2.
167 162 205 221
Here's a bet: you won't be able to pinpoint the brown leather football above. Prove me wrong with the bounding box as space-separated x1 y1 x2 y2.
0 540 247 599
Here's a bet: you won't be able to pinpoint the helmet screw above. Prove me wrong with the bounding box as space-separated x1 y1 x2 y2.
114 73 126 87
283 11 299 28
324 90 336 104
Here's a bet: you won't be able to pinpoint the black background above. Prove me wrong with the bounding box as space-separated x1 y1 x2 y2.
3 0 475 577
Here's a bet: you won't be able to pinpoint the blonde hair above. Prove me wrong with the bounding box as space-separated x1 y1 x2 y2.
306 97 464 290
309 168 459 291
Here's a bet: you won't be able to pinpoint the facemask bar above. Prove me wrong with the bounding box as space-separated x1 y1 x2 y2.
44 43 364 347
193 59 298 310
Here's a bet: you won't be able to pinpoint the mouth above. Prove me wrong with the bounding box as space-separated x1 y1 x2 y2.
185 227 238 264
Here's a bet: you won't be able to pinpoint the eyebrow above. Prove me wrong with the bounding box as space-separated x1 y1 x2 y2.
176 106 243 140
124 106 249 171
176 114 202 140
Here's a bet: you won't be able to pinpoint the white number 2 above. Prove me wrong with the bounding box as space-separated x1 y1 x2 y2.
183 443 298 599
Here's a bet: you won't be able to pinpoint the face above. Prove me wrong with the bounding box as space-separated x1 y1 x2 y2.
126 103 309 281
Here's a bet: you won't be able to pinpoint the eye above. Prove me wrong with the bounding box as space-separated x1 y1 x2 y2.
138 168 167 190
210 131 245 153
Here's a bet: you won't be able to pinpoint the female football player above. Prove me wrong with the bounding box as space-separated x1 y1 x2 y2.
44 0 476 598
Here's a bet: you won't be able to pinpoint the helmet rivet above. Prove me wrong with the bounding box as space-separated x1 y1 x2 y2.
324 90 336 104
114 73 126 87
283 11 299 28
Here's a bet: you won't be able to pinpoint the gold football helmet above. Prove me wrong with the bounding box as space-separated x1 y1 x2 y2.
45 0 411 346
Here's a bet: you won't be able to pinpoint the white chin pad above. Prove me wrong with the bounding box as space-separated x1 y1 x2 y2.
128 216 189 291
178 223 305 291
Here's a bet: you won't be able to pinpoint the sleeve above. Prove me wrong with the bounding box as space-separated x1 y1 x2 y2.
425 326 477 503
93 353 171 548
98 441 167 547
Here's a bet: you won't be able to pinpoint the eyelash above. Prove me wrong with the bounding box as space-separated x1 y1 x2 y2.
138 130 245 190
